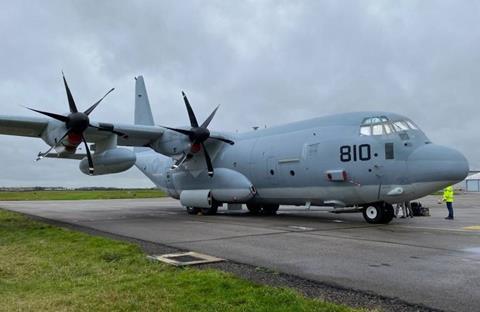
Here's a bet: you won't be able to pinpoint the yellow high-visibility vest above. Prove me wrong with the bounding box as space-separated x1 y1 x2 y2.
443 186 454 202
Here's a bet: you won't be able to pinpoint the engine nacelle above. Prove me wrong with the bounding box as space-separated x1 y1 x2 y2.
41 120 66 147
79 148 136 176
180 189 212 208
149 131 191 156
176 168 256 207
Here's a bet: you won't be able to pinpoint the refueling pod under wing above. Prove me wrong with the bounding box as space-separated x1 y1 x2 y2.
79 148 136 176
177 168 256 207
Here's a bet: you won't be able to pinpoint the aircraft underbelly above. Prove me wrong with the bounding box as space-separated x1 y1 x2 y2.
254 184 377 206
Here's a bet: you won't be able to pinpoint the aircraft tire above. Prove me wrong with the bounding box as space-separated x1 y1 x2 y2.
199 205 218 215
186 207 199 215
186 205 218 215
262 204 279 216
362 204 385 224
381 204 394 224
246 203 262 215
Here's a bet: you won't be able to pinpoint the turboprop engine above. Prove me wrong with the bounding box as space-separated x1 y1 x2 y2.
148 131 192 157
79 148 136 176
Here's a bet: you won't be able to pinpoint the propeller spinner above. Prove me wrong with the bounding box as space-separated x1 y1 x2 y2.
26 73 121 175
163 91 234 177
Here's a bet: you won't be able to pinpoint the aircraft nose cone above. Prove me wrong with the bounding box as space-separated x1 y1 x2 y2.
408 144 469 183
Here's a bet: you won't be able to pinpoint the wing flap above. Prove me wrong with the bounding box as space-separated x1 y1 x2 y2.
44 153 86 160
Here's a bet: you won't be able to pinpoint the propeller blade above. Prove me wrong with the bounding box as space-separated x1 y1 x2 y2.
201 105 219 129
81 134 94 175
62 72 78 113
162 126 195 136
201 142 214 177
182 91 199 127
26 107 68 122
84 88 115 116
209 135 235 145
36 130 70 161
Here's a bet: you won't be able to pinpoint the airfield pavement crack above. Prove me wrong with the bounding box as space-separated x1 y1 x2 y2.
6 208 444 312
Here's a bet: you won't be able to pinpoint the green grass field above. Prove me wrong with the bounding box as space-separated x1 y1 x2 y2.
0 189 166 201
0 209 358 311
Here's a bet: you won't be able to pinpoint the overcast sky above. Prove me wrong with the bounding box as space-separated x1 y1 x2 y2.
0 1 478 187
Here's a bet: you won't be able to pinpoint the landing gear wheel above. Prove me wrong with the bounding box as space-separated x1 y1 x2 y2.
199 204 218 215
262 204 279 216
246 203 262 215
381 204 394 224
186 204 218 216
363 204 384 224
186 207 199 215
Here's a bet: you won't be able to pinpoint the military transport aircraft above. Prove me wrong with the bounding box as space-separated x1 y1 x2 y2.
0 75 469 224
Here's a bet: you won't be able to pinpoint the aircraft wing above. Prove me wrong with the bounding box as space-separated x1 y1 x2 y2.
85 121 164 147
0 115 49 137
0 115 165 147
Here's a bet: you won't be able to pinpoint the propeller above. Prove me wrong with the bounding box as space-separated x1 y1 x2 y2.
26 72 119 175
164 91 234 177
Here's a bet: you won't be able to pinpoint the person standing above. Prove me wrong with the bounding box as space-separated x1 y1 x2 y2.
395 202 413 218
442 186 454 220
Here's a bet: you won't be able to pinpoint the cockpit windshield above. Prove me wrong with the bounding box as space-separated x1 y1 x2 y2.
360 116 418 136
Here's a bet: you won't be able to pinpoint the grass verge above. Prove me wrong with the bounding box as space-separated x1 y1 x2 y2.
0 189 166 201
0 209 359 311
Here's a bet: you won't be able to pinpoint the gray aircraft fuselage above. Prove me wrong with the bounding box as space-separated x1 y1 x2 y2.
0 75 467 223
136 111 469 208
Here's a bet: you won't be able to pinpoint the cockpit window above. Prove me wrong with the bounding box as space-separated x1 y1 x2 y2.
360 116 418 136
360 126 371 136
406 121 418 129
372 124 383 135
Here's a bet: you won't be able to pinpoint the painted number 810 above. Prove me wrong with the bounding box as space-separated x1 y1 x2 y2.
340 144 371 162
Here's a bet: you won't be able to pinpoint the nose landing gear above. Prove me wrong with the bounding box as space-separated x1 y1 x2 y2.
362 203 394 224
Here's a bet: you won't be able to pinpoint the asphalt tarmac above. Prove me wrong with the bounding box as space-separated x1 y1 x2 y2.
1 194 479 312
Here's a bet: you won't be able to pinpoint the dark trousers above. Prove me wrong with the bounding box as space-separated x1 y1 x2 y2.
446 202 453 218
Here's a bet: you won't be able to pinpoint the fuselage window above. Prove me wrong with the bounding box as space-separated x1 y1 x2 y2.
385 143 394 159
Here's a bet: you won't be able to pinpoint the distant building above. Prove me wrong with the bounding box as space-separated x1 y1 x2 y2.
465 173 480 192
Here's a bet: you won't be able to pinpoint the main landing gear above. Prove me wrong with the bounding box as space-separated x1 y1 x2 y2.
362 202 394 224
246 203 279 216
186 204 218 215
185 203 281 216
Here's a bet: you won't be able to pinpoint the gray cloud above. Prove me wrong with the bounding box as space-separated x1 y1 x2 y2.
0 0 478 187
